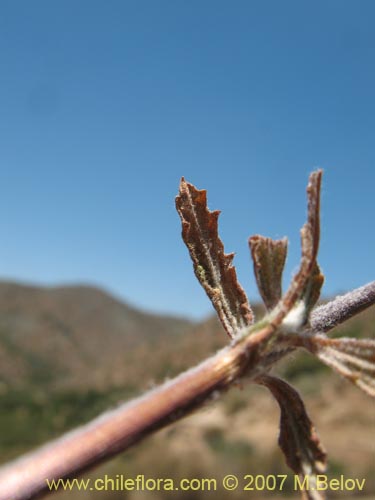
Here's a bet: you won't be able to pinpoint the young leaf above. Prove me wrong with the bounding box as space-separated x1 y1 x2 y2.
258 375 327 500
302 263 325 319
305 335 375 397
175 178 254 338
271 170 323 329
249 235 288 310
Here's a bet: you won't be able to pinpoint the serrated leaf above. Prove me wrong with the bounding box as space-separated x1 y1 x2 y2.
306 335 375 397
175 178 254 338
249 235 288 310
271 170 323 329
258 375 327 500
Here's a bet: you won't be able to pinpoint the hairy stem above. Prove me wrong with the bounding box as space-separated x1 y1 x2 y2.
310 281 375 333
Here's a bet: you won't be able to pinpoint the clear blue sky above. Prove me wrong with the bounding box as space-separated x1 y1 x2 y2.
0 1 374 319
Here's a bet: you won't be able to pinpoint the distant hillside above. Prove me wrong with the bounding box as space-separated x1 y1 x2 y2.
0 282 270 393
0 280 374 500
0 281 373 393
0 281 193 390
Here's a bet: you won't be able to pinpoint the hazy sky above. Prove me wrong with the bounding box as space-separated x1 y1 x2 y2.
0 1 374 319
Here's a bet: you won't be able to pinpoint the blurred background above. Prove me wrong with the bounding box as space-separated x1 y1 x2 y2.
0 1 374 499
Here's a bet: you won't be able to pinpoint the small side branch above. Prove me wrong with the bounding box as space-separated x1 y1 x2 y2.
310 281 375 333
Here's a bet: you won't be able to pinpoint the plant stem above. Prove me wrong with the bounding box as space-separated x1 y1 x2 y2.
310 281 375 332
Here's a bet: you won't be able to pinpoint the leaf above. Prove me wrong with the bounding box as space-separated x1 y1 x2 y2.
302 263 324 318
175 178 254 338
305 335 375 397
258 375 327 500
249 235 288 311
271 170 323 329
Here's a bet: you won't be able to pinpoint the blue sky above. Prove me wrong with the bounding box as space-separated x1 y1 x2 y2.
0 1 374 319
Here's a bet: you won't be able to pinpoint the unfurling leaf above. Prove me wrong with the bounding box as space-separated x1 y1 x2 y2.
249 235 288 310
302 263 324 319
175 178 254 338
258 375 327 500
271 170 323 329
306 335 375 397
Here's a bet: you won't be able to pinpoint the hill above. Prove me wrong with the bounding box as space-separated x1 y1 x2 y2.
0 281 193 390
